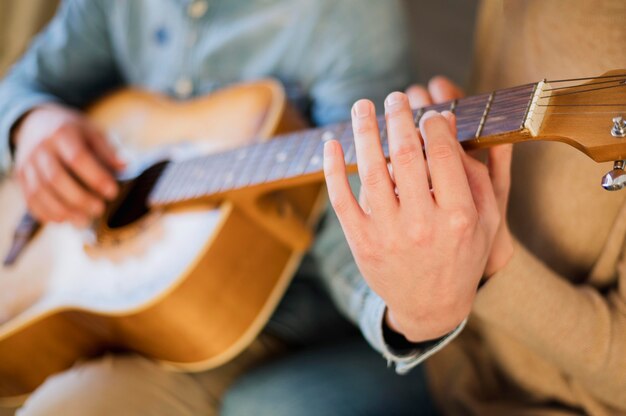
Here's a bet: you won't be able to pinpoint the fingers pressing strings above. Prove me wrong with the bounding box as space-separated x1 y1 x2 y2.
352 99 397 214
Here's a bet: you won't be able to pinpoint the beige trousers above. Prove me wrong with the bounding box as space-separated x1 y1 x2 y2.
0 335 283 416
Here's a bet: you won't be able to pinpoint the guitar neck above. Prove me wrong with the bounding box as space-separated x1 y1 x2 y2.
148 82 541 207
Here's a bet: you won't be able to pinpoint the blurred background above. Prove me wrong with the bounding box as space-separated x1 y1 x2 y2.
0 0 479 87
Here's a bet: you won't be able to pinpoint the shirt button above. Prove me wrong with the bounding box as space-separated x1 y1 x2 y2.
174 78 193 98
187 0 209 19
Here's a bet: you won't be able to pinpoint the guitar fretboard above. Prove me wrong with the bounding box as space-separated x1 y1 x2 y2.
148 83 537 207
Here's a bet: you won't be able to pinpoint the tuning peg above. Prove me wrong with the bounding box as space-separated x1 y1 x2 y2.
602 160 626 191
612 116 626 138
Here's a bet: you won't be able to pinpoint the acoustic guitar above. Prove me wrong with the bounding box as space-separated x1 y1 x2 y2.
0 70 625 402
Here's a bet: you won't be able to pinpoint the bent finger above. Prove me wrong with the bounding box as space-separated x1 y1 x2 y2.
428 76 464 103
35 149 105 218
406 85 433 110
54 130 119 200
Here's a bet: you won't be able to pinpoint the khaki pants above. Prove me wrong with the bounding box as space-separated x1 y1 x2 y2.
0 334 283 416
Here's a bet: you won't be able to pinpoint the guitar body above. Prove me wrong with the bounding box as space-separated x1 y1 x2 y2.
0 80 326 401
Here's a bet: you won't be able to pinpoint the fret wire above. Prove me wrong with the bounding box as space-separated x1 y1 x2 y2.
450 99 458 114
475 92 496 139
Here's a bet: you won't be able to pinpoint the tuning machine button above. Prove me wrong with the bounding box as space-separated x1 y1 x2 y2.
602 160 626 191
612 116 626 138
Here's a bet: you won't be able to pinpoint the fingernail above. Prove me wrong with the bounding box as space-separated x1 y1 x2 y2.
353 100 371 118
421 110 440 120
385 92 405 108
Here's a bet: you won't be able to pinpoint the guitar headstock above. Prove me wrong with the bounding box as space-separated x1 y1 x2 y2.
533 69 626 162
529 69 626 190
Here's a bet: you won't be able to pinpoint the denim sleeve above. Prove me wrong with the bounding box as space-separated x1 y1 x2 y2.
313 177 465 374
307 1 412 126
0 0 120 175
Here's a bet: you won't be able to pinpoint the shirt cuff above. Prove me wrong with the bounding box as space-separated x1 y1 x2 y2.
360 291 467 375
0 94 59 175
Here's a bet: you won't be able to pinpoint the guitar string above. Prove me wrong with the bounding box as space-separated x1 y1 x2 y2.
540 82 626 99
538 103 626 107
543 110 626 115
545 73 626 83
543 78 626 92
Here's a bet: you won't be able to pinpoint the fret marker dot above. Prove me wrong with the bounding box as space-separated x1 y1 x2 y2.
224 173 234 183
237 151 247 160
310 155 321 166
276 152 287 163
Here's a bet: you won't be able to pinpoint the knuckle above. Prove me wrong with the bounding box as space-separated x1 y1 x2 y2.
392 142 419 166
447 208 477 234
25 193 37 207
474 162 489 177
42 164 60 184
361 166 387 188
357 243 383 266
354 121 374 135
406 224 431 245
68 149 88 166
429 144 454 160
329 194 351 215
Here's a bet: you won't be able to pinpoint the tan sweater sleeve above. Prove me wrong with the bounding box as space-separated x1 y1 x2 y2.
473 240 626 410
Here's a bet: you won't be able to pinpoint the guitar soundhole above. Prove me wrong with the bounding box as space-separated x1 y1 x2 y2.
106 161 169 229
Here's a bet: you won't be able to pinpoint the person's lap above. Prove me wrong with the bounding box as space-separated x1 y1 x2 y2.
221 339 438 416
15 333 284 416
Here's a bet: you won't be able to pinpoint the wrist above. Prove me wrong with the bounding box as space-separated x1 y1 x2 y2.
10 104 76 153
10 110 33 152
385 305 466 343
383 308 445 354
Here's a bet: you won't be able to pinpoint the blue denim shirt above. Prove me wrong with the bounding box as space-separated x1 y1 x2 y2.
0 0 460 371
0 0 411 173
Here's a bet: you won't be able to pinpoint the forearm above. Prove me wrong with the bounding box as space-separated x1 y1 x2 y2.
473 239 626 408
